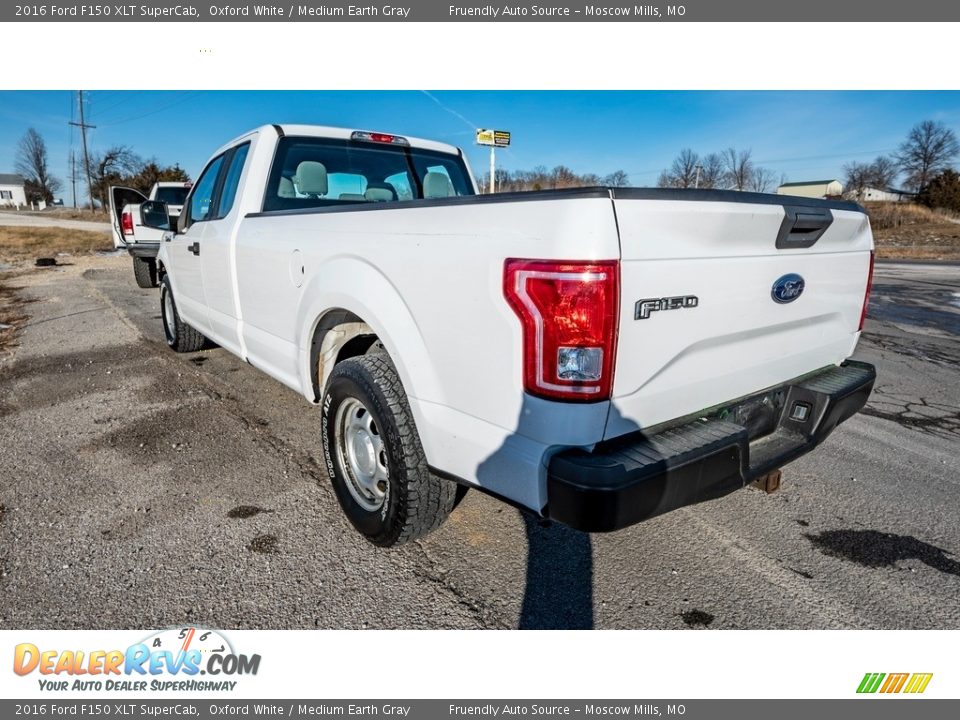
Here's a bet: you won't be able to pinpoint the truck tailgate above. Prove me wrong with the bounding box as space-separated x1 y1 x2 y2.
605 190 873 440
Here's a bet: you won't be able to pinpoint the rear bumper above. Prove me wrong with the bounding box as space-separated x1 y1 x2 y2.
126 242 159 259
546 361 876 532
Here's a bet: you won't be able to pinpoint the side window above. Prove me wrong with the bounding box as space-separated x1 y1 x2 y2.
216 144 249 219
188 155 224 225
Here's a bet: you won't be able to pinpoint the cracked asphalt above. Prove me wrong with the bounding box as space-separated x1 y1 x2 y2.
0 256 958 630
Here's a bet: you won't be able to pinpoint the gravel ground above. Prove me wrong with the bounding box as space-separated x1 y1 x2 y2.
0 257 958 630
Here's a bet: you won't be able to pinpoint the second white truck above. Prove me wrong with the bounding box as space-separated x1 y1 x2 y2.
110 181 192 287
135 124 877 546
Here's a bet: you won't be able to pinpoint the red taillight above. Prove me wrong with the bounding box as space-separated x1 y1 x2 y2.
858 250 875 331
504 259 620 402
121 211 134 236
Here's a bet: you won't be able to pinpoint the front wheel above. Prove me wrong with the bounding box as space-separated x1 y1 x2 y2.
321 355 457 546
160 276 205 353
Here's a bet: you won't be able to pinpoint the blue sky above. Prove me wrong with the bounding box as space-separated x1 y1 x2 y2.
2 90 959 201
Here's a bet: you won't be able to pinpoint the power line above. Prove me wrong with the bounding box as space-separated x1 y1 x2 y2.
99 91 199 126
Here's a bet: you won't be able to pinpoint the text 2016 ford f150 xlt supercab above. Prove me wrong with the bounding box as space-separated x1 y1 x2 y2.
138 124 876 546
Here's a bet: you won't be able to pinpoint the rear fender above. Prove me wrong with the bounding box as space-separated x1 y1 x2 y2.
295 256 442 407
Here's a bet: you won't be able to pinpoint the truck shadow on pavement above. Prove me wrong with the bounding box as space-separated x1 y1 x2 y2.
476 398 642 630
518 513 594 629
806 529 960 576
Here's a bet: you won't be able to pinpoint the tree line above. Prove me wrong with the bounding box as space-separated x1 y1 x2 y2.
13 127 190 208
656 119 959 206
481 165 631 193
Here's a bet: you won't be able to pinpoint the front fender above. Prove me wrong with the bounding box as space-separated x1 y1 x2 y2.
295 255 442 406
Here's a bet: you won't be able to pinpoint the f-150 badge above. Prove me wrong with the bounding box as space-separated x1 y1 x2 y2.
635 295 699 320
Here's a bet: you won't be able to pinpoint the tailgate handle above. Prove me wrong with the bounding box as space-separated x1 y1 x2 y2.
776 206 833 249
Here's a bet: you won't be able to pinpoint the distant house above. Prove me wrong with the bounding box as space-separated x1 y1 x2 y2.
776 179 844 199
0 173 27 207
859 186 916 203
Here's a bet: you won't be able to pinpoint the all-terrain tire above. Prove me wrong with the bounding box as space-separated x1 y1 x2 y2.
322 354 457 547
160 275 205 353
133 256 158 288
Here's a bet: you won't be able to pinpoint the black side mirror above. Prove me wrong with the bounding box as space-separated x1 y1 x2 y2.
140 200 171 231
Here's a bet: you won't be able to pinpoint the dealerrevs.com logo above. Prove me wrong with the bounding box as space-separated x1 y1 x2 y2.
13 627 261 692
857 672 933 694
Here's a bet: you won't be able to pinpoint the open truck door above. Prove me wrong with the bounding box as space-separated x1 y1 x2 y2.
109 186 147 248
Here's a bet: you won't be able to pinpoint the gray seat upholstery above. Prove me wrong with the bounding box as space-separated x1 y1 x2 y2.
423 171 455 199
278 176 296 198
364 182 397 202
338 193 366 201
294 161 328 197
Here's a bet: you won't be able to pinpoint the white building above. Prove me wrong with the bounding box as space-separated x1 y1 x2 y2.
0 173 27 207
776 179 844 199
860 186 916 203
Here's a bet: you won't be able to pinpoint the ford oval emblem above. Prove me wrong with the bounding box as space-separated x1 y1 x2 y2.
772 273 805 304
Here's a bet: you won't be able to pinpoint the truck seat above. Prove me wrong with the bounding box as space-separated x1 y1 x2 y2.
364 182 397 202
423 172 455 199
294 161 328 197
278 176 296 198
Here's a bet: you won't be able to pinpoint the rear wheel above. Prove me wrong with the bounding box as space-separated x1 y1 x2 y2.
132 256 158 288
322 354 457 546
160 276 205 353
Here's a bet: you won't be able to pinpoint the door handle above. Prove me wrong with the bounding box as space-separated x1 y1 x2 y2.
187 242 200 256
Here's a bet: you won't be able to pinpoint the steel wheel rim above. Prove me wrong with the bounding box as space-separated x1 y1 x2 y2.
163 288 176 341
335 397 388 511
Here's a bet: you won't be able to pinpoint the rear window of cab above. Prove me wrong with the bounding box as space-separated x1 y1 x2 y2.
262 136 474 212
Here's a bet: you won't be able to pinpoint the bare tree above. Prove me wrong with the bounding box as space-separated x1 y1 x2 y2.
722 147 754 191
749 167 777 193
868 155 899 189
658 148 701 188
86 145 142 210
843 161 872 198
602 170 630 187
699 153 726 189
895 120 959 191
15 128 61 203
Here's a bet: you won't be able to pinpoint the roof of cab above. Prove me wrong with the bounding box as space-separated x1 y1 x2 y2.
276 124 463 156
212 124 463 158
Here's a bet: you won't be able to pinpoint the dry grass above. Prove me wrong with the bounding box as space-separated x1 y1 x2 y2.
865 202 960 260
864 202 952 231
0 226 112 263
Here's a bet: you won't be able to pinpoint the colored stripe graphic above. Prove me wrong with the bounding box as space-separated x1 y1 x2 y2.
857 672 932 694
880 673 909 693
904 673 933 694
857 673 885 693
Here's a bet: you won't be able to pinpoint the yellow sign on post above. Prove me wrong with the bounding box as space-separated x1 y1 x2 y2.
476 129 511 147
476 128 510 194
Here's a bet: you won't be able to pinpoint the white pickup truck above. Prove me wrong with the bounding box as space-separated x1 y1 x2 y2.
137 124 876 546
109 181 192 287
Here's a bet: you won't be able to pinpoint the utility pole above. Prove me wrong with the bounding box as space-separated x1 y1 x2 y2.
694 164 703 189
69 91 96 210
489 145 496 194
69 151 77 208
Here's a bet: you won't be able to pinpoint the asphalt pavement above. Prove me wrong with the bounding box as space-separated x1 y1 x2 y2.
0 257 958 629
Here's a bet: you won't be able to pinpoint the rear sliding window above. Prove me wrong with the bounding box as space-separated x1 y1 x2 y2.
262 137 474 212
154 186 190 205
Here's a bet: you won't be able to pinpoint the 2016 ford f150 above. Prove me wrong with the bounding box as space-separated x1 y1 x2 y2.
139 124 876 546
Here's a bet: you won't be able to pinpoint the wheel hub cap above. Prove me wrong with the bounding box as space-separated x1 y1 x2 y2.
335 398 388 511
